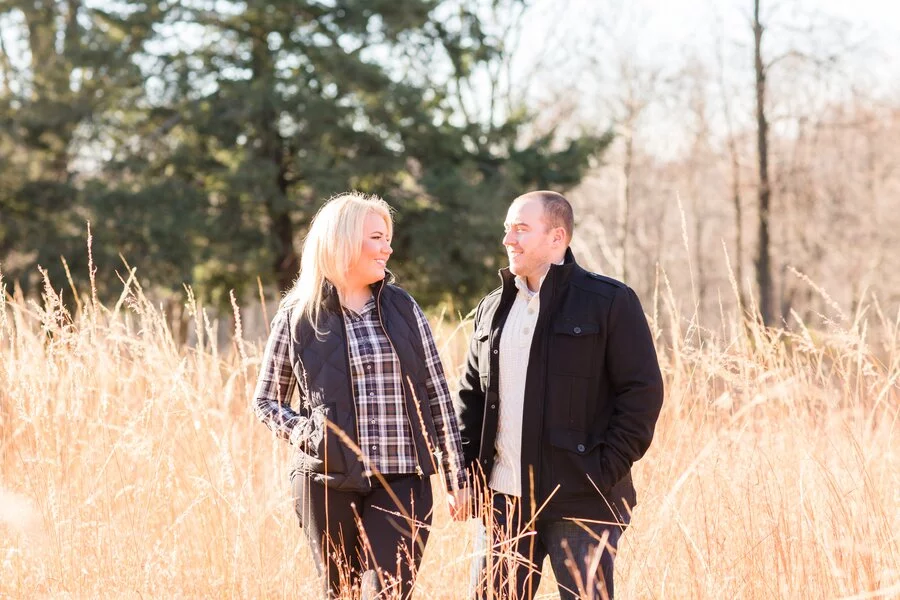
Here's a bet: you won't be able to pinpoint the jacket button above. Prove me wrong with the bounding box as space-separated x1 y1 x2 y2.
492 349 498 354
576 444 586 453
573 327 582 334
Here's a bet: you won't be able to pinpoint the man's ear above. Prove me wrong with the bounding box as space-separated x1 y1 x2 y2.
552 226 566 246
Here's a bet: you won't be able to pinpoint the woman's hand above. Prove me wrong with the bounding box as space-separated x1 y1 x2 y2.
447 488 472 521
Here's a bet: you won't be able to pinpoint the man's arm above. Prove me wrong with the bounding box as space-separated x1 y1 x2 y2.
450 299 490 520
598 286 664 490
455 299 488 469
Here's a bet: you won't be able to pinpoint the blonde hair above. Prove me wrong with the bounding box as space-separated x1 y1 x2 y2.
283 192 393 328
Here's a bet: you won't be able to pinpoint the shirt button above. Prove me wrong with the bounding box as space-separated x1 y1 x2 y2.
528 308 535 315
523 327 530 334
370 418 376 424
366 364 372 370
369 392 375 397
371 445 377 451
492 349 498 354
576 444 586 453
573 327 582 334
490 404 496 409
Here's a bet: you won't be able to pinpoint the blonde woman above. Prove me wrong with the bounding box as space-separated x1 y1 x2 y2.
252 192 467 599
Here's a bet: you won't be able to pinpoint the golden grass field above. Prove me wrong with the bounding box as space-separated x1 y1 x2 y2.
1 267 898 599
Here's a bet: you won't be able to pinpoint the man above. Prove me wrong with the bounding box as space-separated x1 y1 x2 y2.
449 190 664 599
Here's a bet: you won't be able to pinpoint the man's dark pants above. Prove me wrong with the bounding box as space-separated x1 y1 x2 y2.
470 492 627 600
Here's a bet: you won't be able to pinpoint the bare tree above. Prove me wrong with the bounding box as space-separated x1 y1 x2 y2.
580 2 665 283
753 0 775 325
512 0 898 329
715 20 750 314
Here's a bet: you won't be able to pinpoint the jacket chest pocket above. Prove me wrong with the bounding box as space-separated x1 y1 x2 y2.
474 327 491 387
549 321 601 377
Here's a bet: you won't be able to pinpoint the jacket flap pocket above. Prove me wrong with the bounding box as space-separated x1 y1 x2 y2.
552 322 600 337
548 427 604 455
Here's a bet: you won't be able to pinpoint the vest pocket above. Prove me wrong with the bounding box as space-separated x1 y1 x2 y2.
293 403 348 475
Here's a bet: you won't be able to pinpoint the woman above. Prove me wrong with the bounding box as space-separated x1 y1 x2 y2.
252 192 467 599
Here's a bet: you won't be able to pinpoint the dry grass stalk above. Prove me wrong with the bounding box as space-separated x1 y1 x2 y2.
0 263 896 598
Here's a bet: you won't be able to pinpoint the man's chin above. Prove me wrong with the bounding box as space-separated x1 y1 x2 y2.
508 263 527 277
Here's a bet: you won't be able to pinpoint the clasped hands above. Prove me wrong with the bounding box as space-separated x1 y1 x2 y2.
447 487 474 521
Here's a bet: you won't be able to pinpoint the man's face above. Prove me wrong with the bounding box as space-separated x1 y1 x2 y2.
503 197 561 282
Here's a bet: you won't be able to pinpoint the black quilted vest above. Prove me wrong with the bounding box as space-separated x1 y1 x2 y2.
286 278 442 492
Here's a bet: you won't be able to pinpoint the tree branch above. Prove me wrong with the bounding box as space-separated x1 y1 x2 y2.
0 27 15 95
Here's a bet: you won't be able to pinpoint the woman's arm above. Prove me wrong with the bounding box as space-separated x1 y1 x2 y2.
411 301 467 491
252 308 304 444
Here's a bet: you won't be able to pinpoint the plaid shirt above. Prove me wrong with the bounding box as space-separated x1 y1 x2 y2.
253 295 466 490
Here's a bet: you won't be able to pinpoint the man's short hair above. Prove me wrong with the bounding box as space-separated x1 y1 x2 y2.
515 190 574 244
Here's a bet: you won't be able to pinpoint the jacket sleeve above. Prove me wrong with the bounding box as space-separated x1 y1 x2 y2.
598 286 664 490
454 298 488 468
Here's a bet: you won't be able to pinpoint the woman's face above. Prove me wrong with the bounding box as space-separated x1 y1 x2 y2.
346 211 392 289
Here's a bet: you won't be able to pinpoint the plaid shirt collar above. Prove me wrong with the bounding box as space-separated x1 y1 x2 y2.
342 296 377 318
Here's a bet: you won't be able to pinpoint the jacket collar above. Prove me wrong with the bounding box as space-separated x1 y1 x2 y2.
499 247 577 294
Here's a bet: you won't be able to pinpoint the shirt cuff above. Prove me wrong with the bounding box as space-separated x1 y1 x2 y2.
288 420 304 446
442 467 469 491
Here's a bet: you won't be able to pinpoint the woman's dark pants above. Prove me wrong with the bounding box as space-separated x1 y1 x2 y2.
293 474 433 599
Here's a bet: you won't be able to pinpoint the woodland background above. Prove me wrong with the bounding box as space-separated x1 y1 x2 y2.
2 0 897 326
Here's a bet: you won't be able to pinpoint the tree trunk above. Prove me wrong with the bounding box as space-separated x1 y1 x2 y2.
251 33 298 293
753 0 774 325
731 154 747 312
617 126 634 282
24 2 78 181
272 212 299 292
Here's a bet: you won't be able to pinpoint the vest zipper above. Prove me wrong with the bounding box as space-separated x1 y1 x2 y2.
375 284 425 477
337 312 365 476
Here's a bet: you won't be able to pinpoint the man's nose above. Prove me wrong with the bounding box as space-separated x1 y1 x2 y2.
503 230 516 246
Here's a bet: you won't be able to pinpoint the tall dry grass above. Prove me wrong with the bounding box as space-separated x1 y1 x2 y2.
0 261 898 599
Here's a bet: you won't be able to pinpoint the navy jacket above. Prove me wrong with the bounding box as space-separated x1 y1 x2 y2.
455 249 664 522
